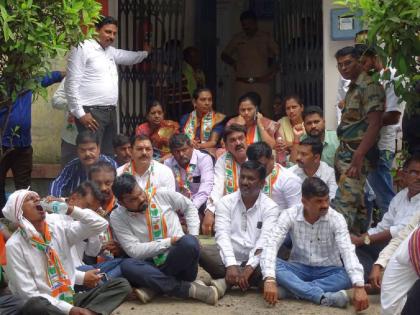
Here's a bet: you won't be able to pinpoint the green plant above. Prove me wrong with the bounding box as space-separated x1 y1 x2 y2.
335 0 420 114
0 0 102 106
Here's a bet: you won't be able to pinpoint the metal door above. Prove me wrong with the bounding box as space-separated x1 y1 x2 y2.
118 0 185 135
274 0 323 107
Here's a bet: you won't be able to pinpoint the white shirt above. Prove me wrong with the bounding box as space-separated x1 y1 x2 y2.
335 76 350 125
5 208 108 314
270 164 302 210
65 39 148 119
215 191 280 268
207 152 241 213
51 79 78 145
110 188 199 260
289 161 337 201
368 188 420 237
117 160 176 192
260 204 364 286
377 68 403 151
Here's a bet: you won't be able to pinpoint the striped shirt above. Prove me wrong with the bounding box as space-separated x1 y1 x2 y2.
260 204 364 286
49 155 117 197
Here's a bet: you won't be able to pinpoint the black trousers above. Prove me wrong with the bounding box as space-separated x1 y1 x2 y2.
402 279 420 315
76 106 117 157
0 146 33 212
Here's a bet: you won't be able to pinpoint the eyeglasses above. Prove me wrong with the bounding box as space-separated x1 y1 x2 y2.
337 60 355 69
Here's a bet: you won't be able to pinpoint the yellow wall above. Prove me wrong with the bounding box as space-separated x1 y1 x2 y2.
31 58 66 164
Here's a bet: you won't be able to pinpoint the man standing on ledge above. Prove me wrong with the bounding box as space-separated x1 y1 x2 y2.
65 16 150 156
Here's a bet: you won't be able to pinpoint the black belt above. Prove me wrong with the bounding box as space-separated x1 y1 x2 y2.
85 105 116 111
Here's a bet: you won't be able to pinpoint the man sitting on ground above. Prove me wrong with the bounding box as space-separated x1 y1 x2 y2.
50 131 117 197
202 124 248 235
3 189 131 314
261 177 368 311
110 174 218 305
165 133 214 216
113 134 132 166
246 141 301 210
88 161 125 262
289 137 337 201
117 135 175 191
200 161 280 298
352 154 420 282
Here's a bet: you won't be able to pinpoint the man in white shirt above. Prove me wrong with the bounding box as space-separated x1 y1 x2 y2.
3 189 131 315
202 124 248 235
361 46 403 218
117 134 175 191
200 161 280 298
352 154 420 282
65 16 150 156
110 174 218 305
261 177 369 311
246 141 301 210
289 137 337 201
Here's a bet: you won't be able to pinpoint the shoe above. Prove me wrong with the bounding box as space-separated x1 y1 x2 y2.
210 278 227 298
189 281 219 305
133 287 156 304
321 290 349 308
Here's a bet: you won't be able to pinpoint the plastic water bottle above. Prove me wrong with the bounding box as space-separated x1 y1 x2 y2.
40 200 68 215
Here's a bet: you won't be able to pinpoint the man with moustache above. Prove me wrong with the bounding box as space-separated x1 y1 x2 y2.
202 124 248 235
110 174 218 305
333 46 384 234
65 16 150 156
165 133 214 214
246 141 301 210
117 135 175 191
88 161 125 262
289 106 339 168
352 154 420 283
262 178 368 311
289 137 337 201
3 189 131 314
112 134 132 166
199 161 281 298
50 131 117 197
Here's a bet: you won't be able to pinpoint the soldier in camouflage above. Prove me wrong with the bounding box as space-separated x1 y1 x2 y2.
334 46 385 235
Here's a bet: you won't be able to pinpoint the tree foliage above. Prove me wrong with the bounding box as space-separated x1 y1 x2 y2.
335 0 420 113
0 0 102 106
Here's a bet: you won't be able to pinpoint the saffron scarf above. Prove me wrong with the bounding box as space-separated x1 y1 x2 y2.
173 163 197 198
183 110 215 142
145 187 168 266
408 227 420 277
123 160 154 190
20 225 74 304
246 124 261 145
224 152 239 194
263 164 281 197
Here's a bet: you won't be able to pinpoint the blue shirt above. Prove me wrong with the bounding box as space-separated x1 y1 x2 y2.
0 71 63 147
49 154 117 197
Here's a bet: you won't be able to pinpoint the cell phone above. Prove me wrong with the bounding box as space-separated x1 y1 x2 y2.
254 106 259 121
98 272 109 282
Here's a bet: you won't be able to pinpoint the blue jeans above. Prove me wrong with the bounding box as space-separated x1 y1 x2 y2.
368 150 396 219
120 234 200 298
77 258 124 279
275 259 352 304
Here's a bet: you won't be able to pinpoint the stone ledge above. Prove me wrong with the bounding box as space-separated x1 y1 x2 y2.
6 163 60 179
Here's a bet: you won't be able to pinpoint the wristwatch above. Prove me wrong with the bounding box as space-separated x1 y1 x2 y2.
363 234 371 245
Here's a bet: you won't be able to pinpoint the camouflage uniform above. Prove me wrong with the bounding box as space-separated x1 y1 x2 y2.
334 72 385 234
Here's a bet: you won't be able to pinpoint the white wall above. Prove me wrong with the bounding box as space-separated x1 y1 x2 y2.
322 0 353 130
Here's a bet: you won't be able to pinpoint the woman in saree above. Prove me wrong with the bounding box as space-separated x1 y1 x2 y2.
135 100 179 161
